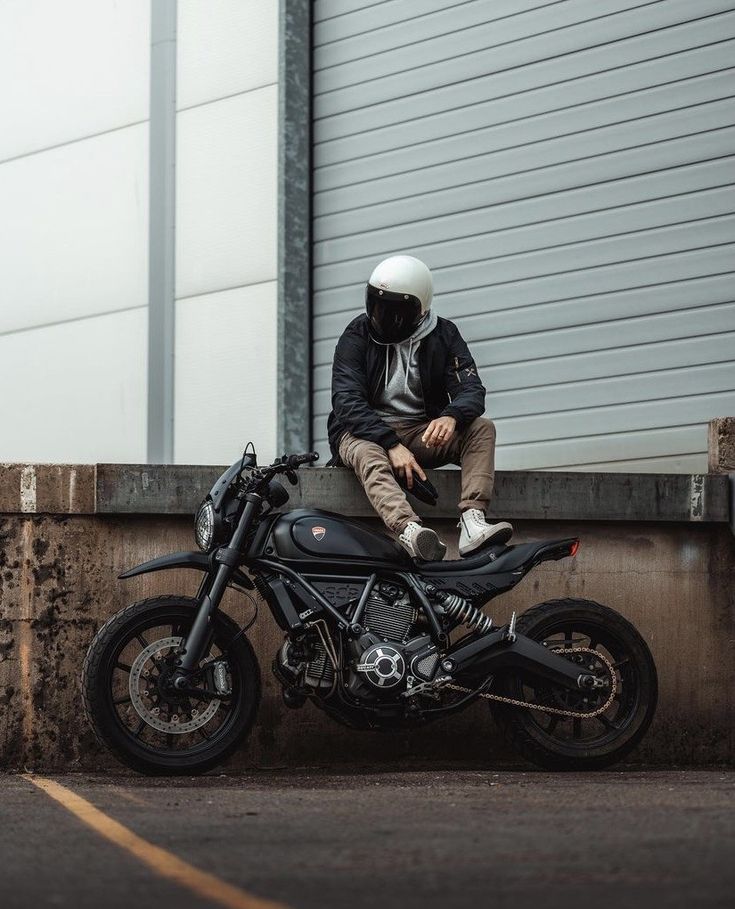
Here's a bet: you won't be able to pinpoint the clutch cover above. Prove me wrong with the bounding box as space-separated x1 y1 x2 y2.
355 643 406 689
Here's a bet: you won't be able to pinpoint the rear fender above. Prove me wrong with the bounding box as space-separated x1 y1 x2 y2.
531 538 580 566
118 551 254 589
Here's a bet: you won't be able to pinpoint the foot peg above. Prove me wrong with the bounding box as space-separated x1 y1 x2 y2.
503 611 517 643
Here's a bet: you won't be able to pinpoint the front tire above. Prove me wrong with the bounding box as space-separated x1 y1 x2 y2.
491 598 657 770
82 596 261 775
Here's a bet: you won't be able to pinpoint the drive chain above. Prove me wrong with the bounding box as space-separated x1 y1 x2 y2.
445 647 617 719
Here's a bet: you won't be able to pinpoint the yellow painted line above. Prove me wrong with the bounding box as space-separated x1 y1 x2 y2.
24 775 289 909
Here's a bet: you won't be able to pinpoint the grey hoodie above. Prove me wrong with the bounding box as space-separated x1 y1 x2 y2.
373 310 438 424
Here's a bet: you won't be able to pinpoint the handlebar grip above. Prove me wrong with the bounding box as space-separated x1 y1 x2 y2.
287 451 320 467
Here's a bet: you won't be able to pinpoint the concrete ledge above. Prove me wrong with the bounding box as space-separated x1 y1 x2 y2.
0 464 96 514
0 464 731 524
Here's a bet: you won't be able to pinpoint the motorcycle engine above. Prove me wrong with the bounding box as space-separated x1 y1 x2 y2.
347 582 440 700
275 581 441 702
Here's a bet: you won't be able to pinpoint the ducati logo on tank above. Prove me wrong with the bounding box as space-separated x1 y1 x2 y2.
311 525 326 541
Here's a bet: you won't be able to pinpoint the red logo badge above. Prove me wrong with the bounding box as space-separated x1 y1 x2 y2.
311 525 326 541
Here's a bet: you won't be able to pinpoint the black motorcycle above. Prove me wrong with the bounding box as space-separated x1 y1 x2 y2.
83 449 657 774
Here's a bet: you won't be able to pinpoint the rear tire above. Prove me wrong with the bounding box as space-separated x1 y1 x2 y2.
491 598 657 770
82 597 260 775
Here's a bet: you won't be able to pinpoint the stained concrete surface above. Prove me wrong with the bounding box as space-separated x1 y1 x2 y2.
1 769 733 909
1 510 733 770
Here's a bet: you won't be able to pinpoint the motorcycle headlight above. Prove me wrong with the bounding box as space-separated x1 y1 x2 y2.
195 500 215 551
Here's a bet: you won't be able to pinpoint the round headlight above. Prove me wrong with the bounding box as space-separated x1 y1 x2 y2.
195 500 215 551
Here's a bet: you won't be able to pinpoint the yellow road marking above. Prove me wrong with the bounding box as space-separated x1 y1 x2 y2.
24 775 289 909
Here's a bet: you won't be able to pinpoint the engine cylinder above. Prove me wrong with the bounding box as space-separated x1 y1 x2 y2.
363 589 416 642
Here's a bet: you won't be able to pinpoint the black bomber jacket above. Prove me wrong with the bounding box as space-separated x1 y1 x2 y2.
327 314 486 460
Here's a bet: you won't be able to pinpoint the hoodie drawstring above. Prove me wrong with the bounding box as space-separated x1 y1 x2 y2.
384 339 416 392
405 339 414 393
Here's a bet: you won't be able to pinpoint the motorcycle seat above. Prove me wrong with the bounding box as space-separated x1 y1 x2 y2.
418 538 578 574
417 541 509 572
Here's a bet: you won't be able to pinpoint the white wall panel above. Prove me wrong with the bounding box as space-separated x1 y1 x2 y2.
177 0 277 109
312 1 735 469
0 124 149 334
314 0 733 116
546 453 707 472
0 309 147 463
493 425 714 471
0 0 149 161
174 281 277 464
176 86 277 300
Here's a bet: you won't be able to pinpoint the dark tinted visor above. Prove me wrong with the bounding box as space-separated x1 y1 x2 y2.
366 285 423 343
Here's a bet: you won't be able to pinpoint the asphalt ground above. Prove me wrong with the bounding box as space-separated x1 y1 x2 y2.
1 769 733 909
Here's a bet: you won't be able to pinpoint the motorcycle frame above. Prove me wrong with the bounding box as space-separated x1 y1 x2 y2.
121 489 590 697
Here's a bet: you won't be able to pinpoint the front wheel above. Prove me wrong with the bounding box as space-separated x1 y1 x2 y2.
82 597 261 775
491 598 657 770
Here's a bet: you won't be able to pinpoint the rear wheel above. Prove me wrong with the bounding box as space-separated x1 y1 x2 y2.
82 597 260 775
491 598 657 770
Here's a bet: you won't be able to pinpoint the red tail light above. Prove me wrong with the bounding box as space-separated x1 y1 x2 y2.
569 540 580 557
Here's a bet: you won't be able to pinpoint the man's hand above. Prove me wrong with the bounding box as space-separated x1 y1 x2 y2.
388 443 427 490
422 416 457 449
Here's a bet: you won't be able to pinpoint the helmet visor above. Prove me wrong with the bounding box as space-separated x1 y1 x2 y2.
366 285 423 343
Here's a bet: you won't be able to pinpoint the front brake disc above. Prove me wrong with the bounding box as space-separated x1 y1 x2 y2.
128 636 220 734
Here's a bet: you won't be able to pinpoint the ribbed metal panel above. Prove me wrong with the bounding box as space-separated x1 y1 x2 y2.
311 0 735 470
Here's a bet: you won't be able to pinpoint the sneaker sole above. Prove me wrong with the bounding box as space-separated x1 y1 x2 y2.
414 528 447 561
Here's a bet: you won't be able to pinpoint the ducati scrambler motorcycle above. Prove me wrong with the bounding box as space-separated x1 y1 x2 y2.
83 449 657 774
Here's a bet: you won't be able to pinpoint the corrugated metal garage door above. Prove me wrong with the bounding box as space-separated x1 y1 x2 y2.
311 0 735 471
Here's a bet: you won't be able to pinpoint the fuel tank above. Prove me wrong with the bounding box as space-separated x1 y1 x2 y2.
261 508 410 567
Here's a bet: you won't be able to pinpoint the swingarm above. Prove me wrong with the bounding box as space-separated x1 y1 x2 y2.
444 626 600 692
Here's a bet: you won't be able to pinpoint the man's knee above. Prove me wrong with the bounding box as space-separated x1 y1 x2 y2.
466 416 496 442
342 436 391 476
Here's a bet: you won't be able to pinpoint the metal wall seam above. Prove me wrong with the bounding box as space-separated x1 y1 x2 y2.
147 0 177 463
278 0 313 454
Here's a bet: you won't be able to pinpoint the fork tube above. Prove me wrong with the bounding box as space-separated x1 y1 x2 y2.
176 497 259 673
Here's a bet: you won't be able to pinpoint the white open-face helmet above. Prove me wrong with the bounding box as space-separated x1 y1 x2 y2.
365 255 433 343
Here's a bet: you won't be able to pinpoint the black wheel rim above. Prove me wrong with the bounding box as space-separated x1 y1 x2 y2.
509 618 641 750
105 613 245 759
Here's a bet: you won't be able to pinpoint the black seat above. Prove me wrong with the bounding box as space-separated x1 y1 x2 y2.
417 542 508 573
418 538 577 574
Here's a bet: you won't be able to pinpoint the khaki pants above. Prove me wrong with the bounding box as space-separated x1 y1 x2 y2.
338 417 496 533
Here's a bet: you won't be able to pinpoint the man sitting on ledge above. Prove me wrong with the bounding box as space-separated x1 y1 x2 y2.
327 254 513 562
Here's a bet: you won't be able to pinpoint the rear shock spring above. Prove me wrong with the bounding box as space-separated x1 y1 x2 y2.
432 590 493 634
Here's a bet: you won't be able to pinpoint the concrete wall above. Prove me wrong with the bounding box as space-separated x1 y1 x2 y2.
0 0 150 463
0 465 732 770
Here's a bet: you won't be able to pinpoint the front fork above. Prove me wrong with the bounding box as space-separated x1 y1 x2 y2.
171 495 261 688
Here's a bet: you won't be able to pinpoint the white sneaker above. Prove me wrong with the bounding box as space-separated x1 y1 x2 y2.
458 509 513 556
398 521 447 561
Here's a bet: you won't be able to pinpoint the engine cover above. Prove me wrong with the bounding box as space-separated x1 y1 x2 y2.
356 643 406 689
